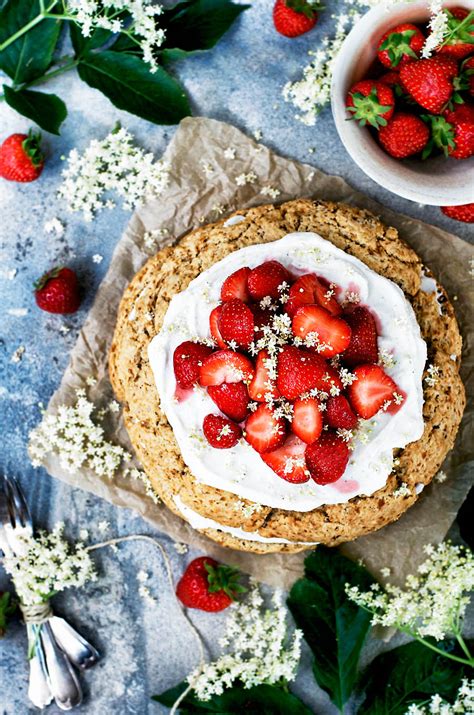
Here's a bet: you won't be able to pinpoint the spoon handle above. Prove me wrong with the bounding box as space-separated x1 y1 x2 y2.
40 621 83 710
49 616 100 670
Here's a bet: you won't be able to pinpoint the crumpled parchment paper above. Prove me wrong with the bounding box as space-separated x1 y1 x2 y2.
39 117 473 589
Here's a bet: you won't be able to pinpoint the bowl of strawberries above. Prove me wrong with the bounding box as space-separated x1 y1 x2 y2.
331 0 474 205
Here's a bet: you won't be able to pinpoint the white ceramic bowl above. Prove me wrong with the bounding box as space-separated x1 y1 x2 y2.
331 0 474 206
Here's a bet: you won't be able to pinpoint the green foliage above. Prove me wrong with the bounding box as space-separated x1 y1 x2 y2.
3 85 67 134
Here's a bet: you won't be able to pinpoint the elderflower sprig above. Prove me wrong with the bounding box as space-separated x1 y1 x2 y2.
187 584 302 700
58 127 170 221
421 1 449 58
2 523 96 606
346 543 474 667
405 679 474 714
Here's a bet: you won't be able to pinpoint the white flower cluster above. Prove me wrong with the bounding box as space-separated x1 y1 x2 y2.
346 543 474 641
58 127 170 221
188 585 302 700
66 0 165 72
406 679 474 714
421 0 450 58
2 523 96 606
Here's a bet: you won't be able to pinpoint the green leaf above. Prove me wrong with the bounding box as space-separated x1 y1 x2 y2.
0 0 61 84
152 682 314 714
0 592 16 636
3 85 67 134
69 22 113 57
358 640 468 714
162 0 249 54
77 51 191 125
287 547 375 711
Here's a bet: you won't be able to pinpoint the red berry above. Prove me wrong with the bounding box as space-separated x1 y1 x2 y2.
203 414 242 449
436 7 474 59
209 306 227 349
443 104 474 159
247 260 290 300
262 434 310 483
400 58 454 113
285 273 342 318
305 432 350 485
346 80 395 129
207 382 250 422
441 203 474 223
0 131 44 182
378 112 429 158
199 349 255 387
276 345 327 401
292 305 352 358
377 23 425 68
462 55 474 96
292 397 323 444
273 0 318 38
176 557 244 612
248 349 280 402
221 266 251 303
244 404 286 454
218 298 255 349
326 395 358 430
173 341 213 389
343 307 379 367
34 267 81 315
250 304 274 342
348 364 403 419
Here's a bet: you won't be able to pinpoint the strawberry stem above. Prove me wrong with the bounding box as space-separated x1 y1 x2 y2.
204 561 247 600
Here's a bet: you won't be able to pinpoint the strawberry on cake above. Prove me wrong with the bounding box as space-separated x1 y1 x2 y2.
109 200 465 553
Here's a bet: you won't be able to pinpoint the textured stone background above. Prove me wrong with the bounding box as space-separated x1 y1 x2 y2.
0 1 472 713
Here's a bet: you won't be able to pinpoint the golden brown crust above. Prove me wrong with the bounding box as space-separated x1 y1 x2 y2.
109 200 465 553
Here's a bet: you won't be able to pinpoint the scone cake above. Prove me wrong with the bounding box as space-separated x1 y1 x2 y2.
109 200 465 554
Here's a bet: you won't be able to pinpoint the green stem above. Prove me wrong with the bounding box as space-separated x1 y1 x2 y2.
411 634 474 667
455 632 473 662
0 0 59 52
23 58 79 88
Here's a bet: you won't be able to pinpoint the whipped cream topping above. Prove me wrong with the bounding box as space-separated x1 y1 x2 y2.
149 232 427 512
174 496 318 545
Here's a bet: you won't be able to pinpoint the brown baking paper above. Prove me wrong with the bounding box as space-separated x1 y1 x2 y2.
38 117 473 589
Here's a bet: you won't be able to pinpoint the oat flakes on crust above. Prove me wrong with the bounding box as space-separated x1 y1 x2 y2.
109 200 465 554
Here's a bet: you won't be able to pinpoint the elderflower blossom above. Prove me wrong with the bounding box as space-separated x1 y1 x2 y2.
188 585 302 700
405 679 474 714
66 0 165 72
421 0 450 58
58 127 170 221
346 543 474 641
2 523 96 606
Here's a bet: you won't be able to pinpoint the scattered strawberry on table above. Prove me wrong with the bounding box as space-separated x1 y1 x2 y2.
34 267 81 314
176 557 246 612
0 130 44 182
173 260 406 486
441 202 474 222
345 7 474 170
273 0 320 38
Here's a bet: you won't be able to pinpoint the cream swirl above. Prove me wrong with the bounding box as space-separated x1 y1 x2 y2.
149 232 426 512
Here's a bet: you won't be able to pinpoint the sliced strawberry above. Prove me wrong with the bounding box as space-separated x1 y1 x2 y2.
200 349 255 387
209 306 227 349
305 432 350 485
262 434 310 483
292 305 352 358
207 382 250 422
173 341 213 389
251 304 274 342
247 260 290 300
285 273 342 318
343 307 378 367
244 404 286 454
248 349 280 402
276 345 327 400
221 266 251 303
218 299 255 349
326 395 358 430
203 414 242 449
348 364 403 419
292 397 323 444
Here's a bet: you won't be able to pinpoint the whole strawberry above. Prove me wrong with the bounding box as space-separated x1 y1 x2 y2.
0 130 44 182
34 267 81 314
400 57 456 113
379 112 430 158
461 55 474 96
273 0 320 38
176 557 246 612
346 80 395 128
377 23 425 68
441 203 474 223
425 104 474 159
437 7 474 60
